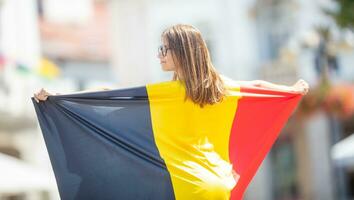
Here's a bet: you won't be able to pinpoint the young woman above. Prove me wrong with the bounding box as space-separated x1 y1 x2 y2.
34 24 309 104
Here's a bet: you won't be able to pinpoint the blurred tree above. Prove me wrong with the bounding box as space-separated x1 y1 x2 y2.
325 0 354 30
314 26 339 78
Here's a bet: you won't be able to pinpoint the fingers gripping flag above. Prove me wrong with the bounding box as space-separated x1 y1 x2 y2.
32 80 302 200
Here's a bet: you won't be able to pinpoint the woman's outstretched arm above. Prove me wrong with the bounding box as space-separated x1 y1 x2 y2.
236 79 309 95
220 75 309 95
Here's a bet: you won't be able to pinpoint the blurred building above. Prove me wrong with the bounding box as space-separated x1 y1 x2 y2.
0 0 353 199
38 0 115 91
250 0 354 200
0 0 59 199
108 0 259 87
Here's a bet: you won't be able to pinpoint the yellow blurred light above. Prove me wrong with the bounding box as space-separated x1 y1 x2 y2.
37 58 60 79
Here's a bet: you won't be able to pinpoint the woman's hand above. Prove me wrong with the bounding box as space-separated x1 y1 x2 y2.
33 86 110 103
290 79 309 95
33 88 54 103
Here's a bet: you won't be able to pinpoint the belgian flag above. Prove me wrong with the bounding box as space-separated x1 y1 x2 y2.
32 80 302 200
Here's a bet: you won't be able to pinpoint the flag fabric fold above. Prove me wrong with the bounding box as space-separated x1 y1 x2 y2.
32 80 302 200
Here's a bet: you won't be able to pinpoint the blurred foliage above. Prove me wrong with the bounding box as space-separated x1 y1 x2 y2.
325 0 354 30
296 77 354 120
297 2 354 120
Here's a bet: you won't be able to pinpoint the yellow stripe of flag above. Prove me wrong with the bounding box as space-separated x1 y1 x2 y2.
147 80 241 200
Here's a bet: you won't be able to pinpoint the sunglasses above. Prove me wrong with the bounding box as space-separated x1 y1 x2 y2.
158 45 171 57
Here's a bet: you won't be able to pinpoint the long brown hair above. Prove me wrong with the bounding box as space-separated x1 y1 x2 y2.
161 24 227 108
